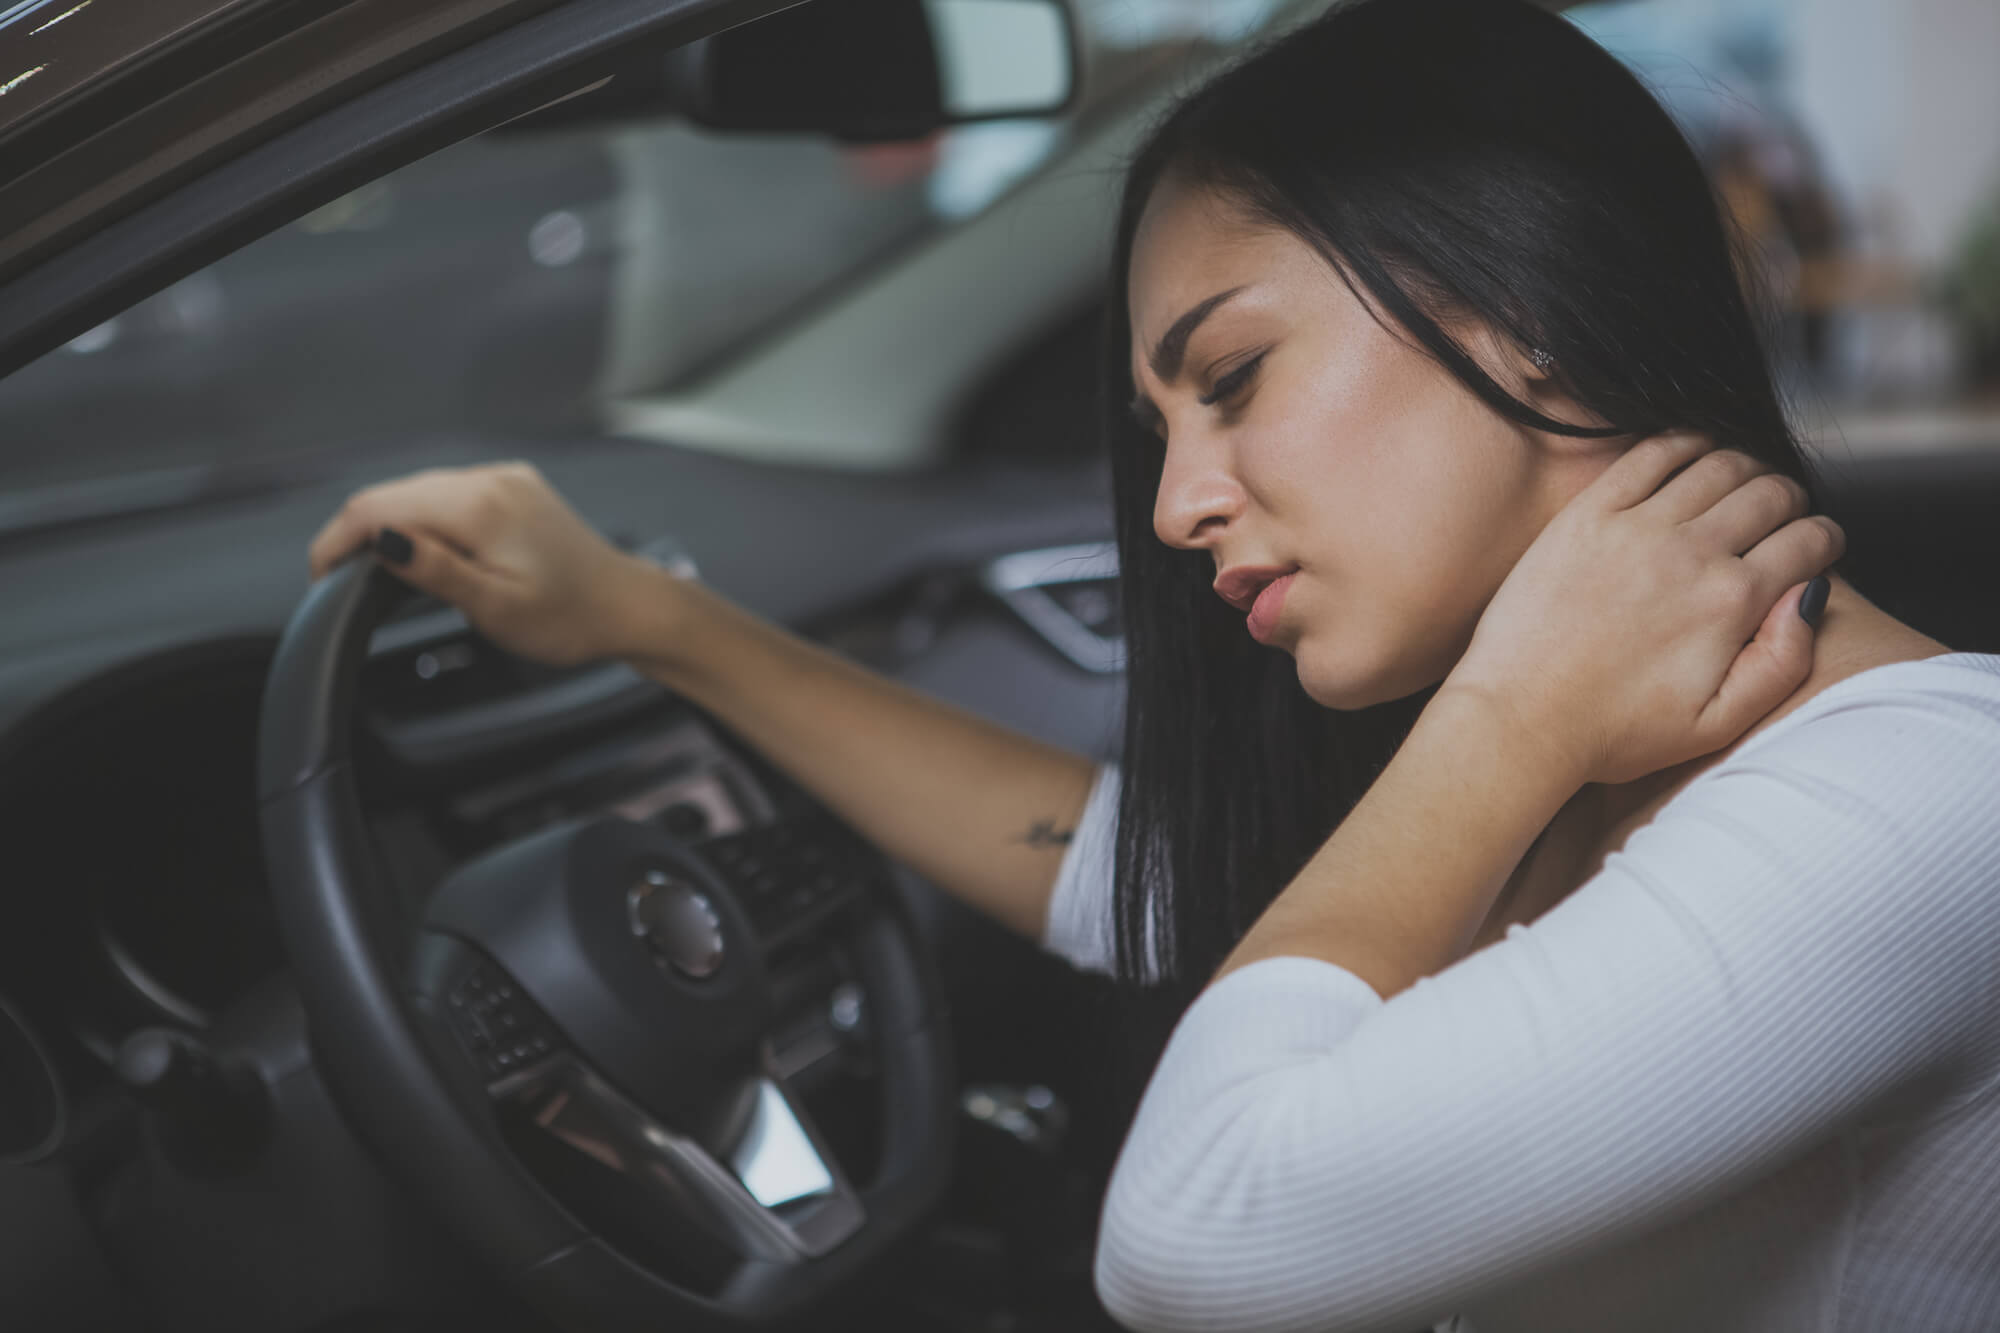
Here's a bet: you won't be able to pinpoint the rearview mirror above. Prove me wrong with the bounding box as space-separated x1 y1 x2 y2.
678 0 1078 138
928 0 1078 116
508 0 1078 140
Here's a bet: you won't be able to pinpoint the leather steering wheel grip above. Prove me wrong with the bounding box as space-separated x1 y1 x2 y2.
258 557 957 1330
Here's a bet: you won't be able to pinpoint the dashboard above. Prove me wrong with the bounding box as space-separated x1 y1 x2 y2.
0 430 1130 1333
0 434 1116 1014
0 395 1155 1333
0 578 1105 1116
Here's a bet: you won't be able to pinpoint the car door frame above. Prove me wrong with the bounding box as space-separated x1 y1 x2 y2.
0 0 809 379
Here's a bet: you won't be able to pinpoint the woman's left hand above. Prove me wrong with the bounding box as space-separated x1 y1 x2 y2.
1442 432 1844 788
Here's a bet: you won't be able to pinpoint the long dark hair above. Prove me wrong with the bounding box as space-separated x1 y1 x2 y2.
1102 0 1819 1000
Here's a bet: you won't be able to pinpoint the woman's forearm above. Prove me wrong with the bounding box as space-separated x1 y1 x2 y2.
611 561 1099 942
1215 686 1583 997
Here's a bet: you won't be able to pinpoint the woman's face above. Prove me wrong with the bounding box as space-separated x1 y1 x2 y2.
1126 174 1621 709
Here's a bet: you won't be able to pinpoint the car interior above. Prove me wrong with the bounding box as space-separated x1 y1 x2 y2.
0 0 1995 1329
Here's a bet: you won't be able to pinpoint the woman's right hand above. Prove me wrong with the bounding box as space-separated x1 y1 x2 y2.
307 461 670 668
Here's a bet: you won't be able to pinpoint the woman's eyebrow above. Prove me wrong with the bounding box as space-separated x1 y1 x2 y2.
1149 286 1245 382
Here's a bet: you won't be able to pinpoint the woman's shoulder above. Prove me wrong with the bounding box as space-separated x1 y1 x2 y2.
1725 650 2000 768
1636 650 2000 876
1789 649 2000 706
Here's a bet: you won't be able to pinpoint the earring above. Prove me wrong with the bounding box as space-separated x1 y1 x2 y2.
1528 347 1556 372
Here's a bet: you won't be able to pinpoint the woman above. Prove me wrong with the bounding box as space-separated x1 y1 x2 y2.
310 1 2000 1328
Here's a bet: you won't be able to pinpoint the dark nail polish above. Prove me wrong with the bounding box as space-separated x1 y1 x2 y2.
374 527 413 566
1799 575 1830 628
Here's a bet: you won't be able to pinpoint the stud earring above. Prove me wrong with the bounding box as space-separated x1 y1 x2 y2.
1528 347 1556 372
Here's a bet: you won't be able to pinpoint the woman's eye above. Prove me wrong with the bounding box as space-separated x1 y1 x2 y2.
1197 353 1266 409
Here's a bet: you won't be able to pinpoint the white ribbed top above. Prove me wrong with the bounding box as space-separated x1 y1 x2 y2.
1044 653 2000 1333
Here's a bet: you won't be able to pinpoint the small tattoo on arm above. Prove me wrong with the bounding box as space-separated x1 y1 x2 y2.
1016 819 1075 848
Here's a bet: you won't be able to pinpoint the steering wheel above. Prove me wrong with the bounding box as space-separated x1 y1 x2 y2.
257 560 956 1330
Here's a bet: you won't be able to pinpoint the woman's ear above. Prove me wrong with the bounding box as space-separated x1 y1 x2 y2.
1455 317 1618 449
1503 336 1618 440
1463 321 1564 404
1516 341 1573 419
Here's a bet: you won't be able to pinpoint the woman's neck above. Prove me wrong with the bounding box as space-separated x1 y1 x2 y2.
1597 574 1951 826
1469 575 1953 950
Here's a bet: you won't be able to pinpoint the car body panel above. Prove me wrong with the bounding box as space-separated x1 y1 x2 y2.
0 0 805 375
0 0 265 141
0 0 564 280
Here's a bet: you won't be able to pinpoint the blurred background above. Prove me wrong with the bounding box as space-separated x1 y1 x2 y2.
1569 0 2000 457
2 0 1996 502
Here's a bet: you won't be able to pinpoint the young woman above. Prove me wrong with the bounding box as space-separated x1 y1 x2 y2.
310 1 2000 1328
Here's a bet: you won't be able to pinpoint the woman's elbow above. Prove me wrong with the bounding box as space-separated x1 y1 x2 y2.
1095 1216 1330 1333
1091 1118 1318 1333
1091 1092 1413 1333
1093 1202 1231 1333
1096 1214 1410 1333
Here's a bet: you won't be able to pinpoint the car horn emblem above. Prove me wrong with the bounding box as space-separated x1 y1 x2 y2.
628 869 725 980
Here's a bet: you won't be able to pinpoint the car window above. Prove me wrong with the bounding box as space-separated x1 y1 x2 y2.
0 0 1289 511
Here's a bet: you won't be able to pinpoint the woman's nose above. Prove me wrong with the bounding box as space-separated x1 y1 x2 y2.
1152 432 1245 550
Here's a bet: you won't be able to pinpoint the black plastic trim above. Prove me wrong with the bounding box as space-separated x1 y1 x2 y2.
372 662 665 771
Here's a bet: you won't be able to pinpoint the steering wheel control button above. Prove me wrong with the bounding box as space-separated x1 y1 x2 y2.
696 817 875 943
827 983 864 1034
629 870 726 980
443 956 564 1084
659 801 711 839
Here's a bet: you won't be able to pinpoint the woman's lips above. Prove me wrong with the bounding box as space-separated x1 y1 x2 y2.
1246 572 1296 643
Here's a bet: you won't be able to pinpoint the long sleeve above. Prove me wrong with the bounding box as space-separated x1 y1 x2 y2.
1096 656 2000 1333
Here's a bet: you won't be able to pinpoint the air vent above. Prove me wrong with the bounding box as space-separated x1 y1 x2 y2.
981 542 1122 673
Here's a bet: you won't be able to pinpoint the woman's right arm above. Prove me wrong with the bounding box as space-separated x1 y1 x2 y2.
1093 664 2000 1333
308 461 1099 943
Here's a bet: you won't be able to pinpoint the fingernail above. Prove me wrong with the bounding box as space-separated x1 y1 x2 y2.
1798 575 1830 628
374 527 413 566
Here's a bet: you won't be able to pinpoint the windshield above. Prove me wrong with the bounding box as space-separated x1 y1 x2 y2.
1 0 1995 508
0 0 1285 512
